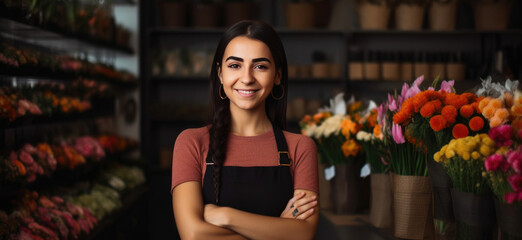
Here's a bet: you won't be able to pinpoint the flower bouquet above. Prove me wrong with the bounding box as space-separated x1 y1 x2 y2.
392 75 491 238
379 76 435 239
357 102 393 227
481 88 522 238
300 93 365 214
434 134 497 239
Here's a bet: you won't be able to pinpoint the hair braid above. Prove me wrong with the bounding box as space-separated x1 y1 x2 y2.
209 103 230 204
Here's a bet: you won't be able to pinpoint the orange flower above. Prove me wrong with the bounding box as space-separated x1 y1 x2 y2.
444 93 468 109
452 123 469 139
342 139 360 157
420 102 436 118
489 98 503 109
505 92 514 108
494 108 509 120
459 105 474 118
469 116 484 131
490 116 503 128
482 105 496 119
373 124 382 138
461 92 477 103
430 115 447 131
341 118 358 138
512 119 522 131
512 105 522 117
471 102 480 114
442 105 457 124
478 97 491 112
12 160 26 176
313 113 324 123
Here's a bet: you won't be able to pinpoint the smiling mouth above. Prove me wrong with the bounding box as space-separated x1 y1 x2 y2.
236 89 259 96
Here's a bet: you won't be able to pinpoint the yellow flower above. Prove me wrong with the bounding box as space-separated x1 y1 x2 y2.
479 145 491 156
481 171 487 178
462 152 470 161
496 147 509 155
445 150 455 158
472 151 481 160
434 152 442 162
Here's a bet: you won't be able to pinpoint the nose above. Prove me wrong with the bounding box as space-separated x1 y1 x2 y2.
240 66 255 84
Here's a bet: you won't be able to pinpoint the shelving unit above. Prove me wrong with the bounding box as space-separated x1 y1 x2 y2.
0 1 145 238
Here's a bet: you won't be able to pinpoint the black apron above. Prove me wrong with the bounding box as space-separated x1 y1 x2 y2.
202 125 294 217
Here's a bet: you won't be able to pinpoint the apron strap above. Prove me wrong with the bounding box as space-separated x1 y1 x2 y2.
273 125 292 166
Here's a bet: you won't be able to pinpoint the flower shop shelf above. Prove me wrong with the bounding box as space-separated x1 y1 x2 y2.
0 18 133 57
83 184 148 240
346 29 522 36
149 27 345 36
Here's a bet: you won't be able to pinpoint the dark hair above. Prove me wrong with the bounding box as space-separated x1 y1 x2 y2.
208 20 288 203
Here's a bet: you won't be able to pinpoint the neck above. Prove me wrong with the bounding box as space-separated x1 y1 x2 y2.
229 106 272 137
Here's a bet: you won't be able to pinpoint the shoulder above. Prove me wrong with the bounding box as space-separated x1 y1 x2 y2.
283 130 316 149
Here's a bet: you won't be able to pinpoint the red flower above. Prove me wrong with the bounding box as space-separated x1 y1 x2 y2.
507 174 522 192
430 115 447 131
460 104 474 118
469 116 485 132
420 102 436 118
442 105 457 124
452 123 469 139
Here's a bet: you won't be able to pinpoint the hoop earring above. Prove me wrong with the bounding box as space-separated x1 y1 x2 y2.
271 85 284 100
219 84 227 100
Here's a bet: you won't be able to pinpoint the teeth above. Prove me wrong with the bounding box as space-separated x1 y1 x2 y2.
238 90 255 94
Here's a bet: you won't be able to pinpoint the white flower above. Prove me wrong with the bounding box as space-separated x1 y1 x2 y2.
356 131 368 141
364 133 372 142
321 93 347 115
476 76 520 98
315 114 343 138
304 124 317 138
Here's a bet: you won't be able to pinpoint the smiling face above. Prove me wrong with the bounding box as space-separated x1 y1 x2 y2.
218 36 281 114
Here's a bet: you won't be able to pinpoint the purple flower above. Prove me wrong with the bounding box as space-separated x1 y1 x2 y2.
439 80 455 93
485 153 504 171
392 123 406 144
508 174 522 192
389 99 398 112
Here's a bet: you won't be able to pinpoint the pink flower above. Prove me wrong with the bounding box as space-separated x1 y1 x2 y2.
47 155 57 170
23 144 38 154
439 80 455 93
485 153 505 171
392 123 406 144
507 151 522 173
489 125 514 147
400 83 409 99
19 151 34 165
389 99 397 112
404 75 424 100
507 174 522 192
28 103 42 115
381 156 388 165
504 192 518 204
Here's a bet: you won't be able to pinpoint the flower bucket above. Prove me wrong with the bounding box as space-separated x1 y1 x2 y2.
284 3 315 29
318 163 332 210
357 2 390 30
191 3 220 28
330 164 363 214
395 4 425 30
428 0 457 31
391 173 434 239
473 1 511 30
427 159 456 239
450 189 496 240
495 198 522 238
223 2 254 27
159 1 187 27
370 173 393 228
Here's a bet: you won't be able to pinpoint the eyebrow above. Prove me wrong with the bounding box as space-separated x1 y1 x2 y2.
225 56 271 64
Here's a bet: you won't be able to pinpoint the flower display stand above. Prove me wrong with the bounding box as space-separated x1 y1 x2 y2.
369 173 393 228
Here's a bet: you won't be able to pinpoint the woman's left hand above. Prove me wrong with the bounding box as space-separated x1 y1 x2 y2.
204 204 228 227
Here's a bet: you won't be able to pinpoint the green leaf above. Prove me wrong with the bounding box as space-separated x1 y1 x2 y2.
431 74 440 89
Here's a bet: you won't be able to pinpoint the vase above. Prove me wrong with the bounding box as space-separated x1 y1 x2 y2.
330 164 363 214
284 2 315 29
369 173 393 228
391 173 434 239
427 159 456 239
357 2 390 30
318 163 332 210
473 0 511 30
395 4 425 30
428 0 457 31
450 189 496 240
494 198 522 239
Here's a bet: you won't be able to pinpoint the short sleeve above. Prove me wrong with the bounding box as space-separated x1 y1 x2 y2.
171 129 204 193
293 136 319 194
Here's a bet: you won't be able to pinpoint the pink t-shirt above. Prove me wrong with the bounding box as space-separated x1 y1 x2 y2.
171 126 319 194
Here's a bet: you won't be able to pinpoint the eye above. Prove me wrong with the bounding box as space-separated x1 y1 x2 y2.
228 64 240 69
254 64 268 70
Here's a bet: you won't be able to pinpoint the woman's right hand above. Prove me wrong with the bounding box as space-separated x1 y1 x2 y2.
280 192 318 220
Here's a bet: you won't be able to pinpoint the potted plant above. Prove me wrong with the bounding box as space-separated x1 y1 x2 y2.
468 0 512 30
222 0 255 27
356 0 394 30
158 0 188 27
284 0 315 29
191 0 220 28
429 0 458 30
394 0 431 30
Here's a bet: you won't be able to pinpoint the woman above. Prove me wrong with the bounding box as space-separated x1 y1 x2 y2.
171 20 319 240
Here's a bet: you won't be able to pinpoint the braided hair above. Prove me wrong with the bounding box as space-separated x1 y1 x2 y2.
208 20 289 203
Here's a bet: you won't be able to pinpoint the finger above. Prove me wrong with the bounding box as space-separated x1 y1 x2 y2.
296 208 315 220
296 200 318 215
284 192 304 211
292 195 317 209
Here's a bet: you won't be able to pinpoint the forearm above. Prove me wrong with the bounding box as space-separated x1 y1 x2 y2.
222 207 318 240
180 220 248 240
